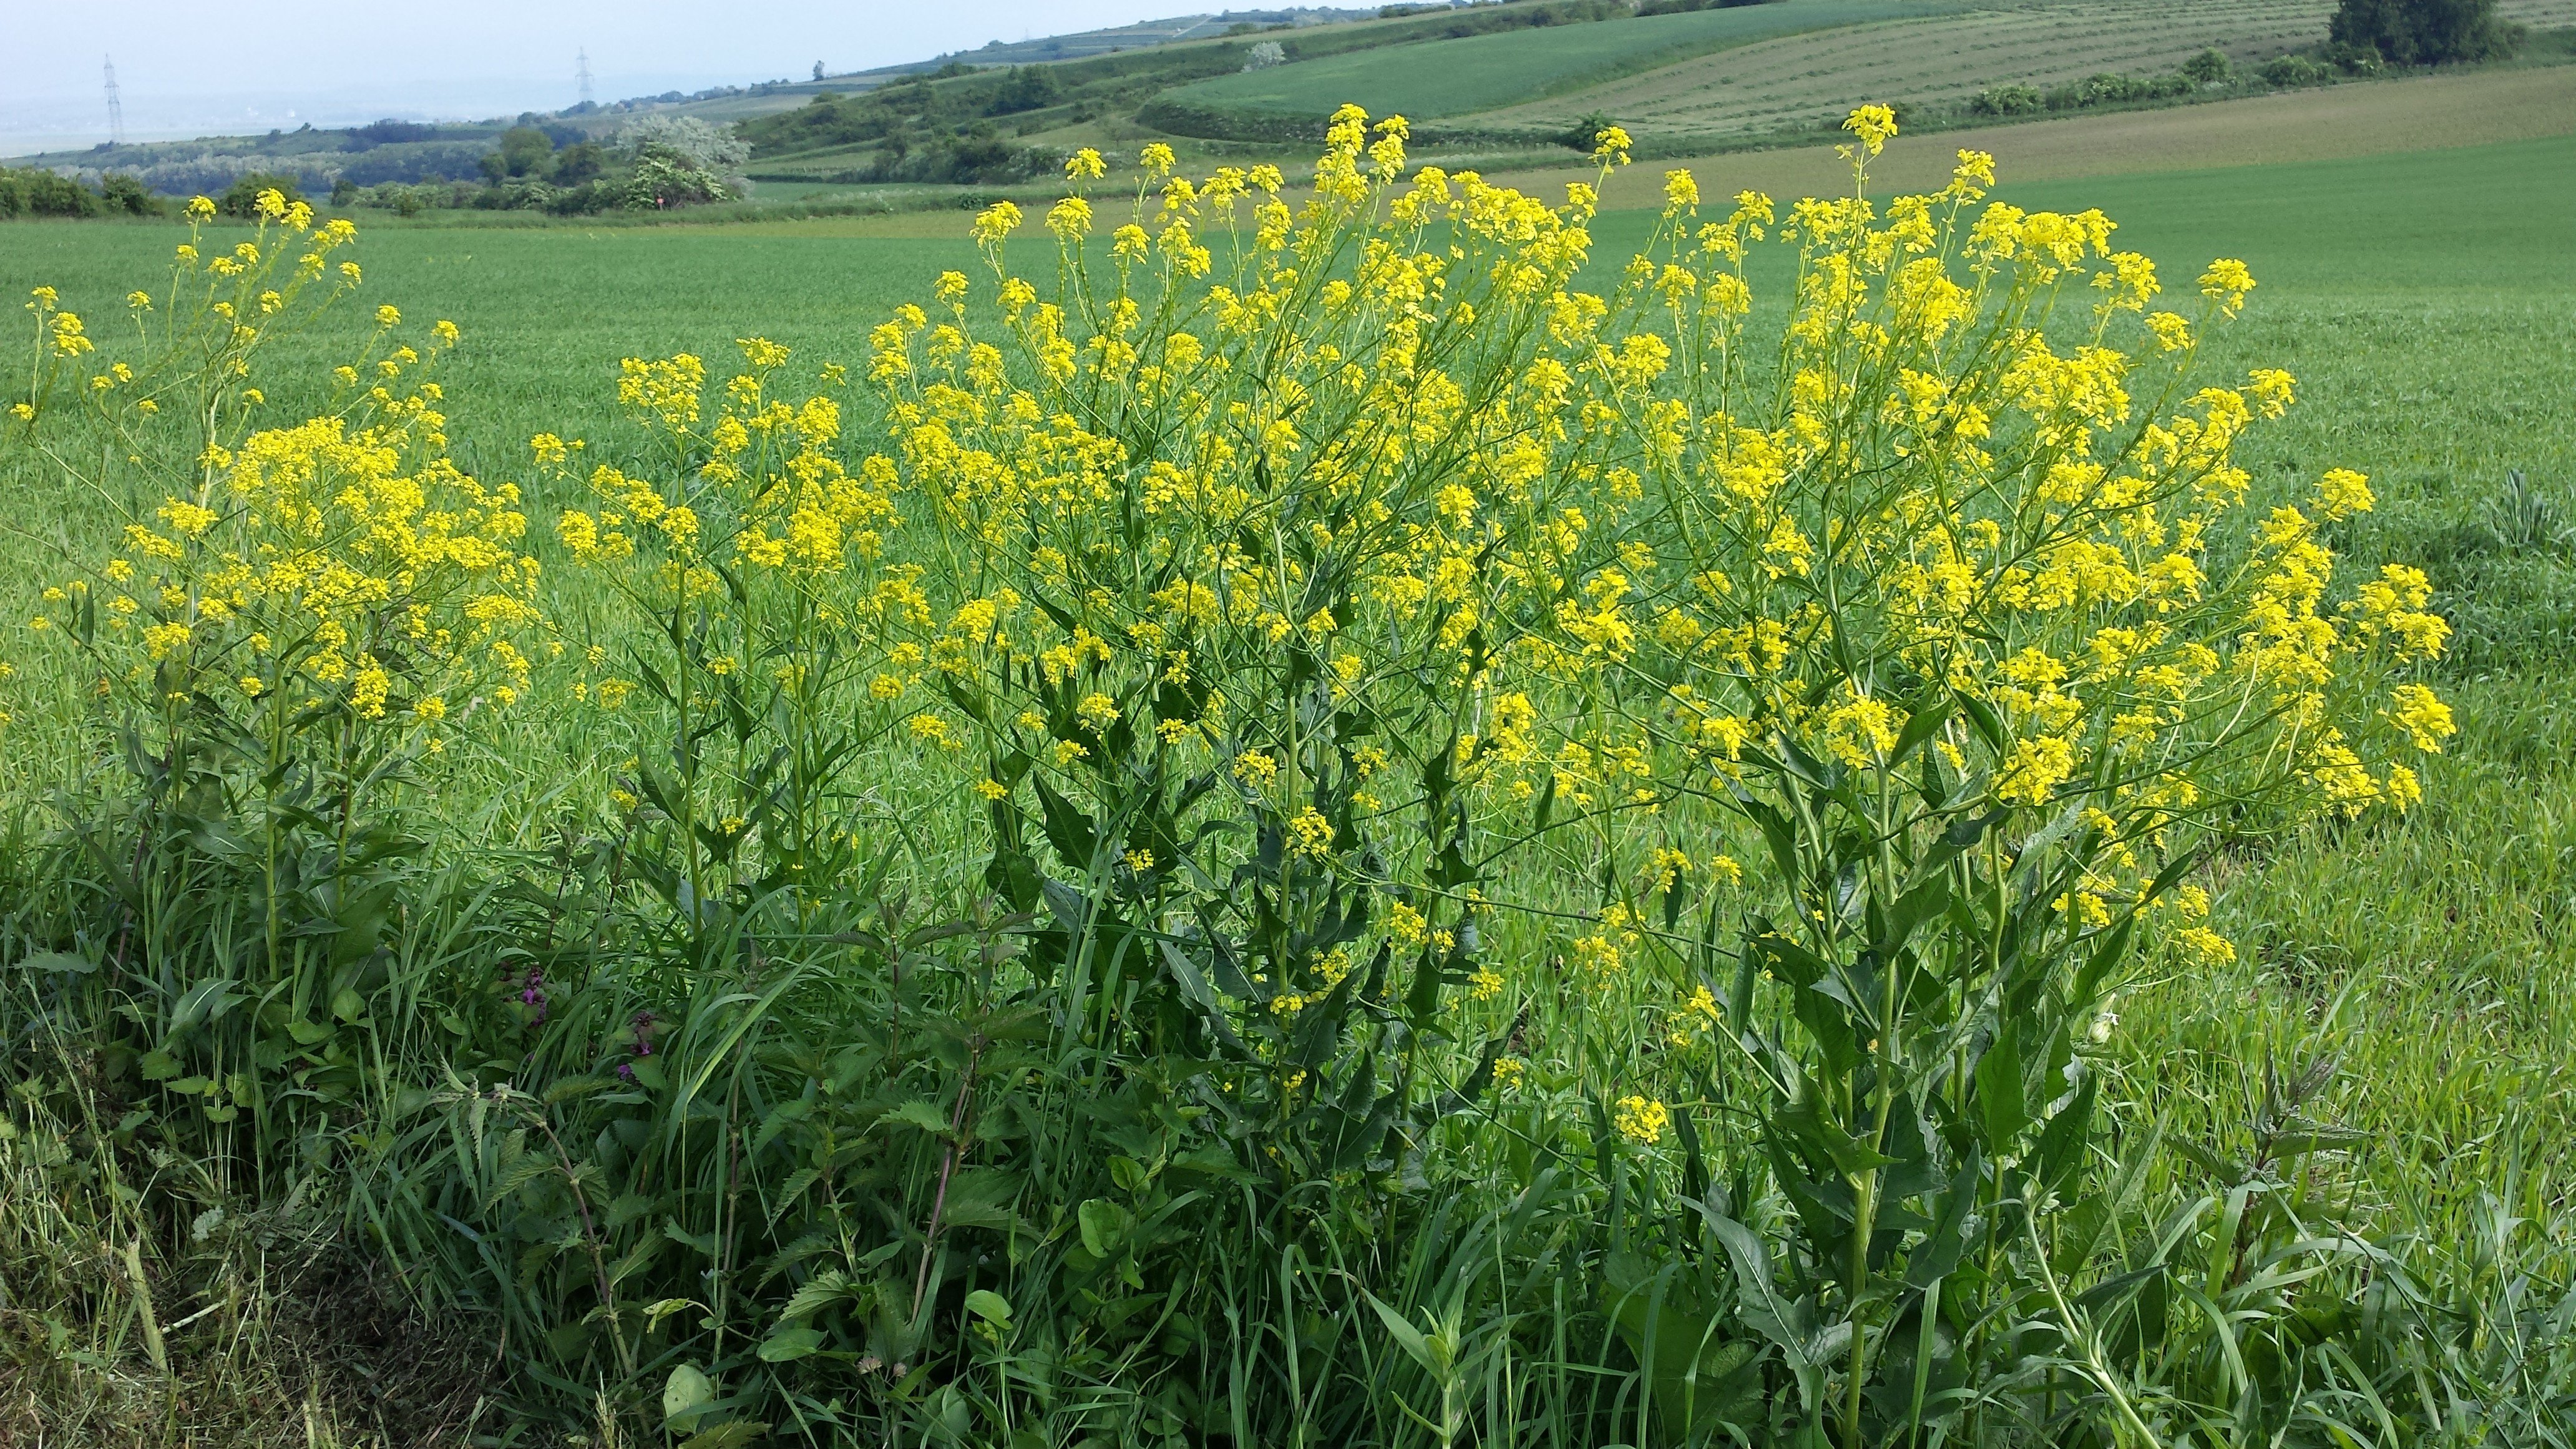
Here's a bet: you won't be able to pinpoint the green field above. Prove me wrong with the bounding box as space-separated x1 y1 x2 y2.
5 119 2574 1444
1162 0 1962 120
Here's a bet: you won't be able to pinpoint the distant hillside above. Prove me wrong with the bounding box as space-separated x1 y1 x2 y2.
933 9 1376 66
12 0 2574 217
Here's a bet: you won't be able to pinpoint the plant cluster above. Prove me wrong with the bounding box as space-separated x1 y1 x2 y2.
0 110 2509 1449
0 166 167 220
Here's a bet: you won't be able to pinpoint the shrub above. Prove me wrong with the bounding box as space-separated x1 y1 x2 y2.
0 167 104 218
216 170 306 217
2331 0 2522 63
1563 108 1622 151
1 112 2467 1447
2182 46 2234 82
2262 52 2334 85
1968 83 2044 115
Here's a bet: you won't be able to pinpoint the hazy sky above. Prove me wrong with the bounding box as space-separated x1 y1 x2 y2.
6 1 1189 148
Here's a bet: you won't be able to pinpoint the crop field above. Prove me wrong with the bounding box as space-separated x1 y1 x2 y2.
1491 61 2576 203
1158 0 1964 120
5 72 2576 1448
1460 0 2576 139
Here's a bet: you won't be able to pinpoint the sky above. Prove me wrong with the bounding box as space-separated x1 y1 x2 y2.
3 0 1187 152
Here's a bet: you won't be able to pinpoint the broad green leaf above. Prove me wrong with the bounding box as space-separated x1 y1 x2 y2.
758 1327 822 1362
661 1363 716 1427
1077 1198 1133 1257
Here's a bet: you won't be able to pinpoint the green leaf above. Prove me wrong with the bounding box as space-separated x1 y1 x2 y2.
1077 1198 1134 1258
778 1271 856 1322
168 978 240 1034
287 1018 333 1046
1365 1293 1444 1377
1975 1023 2026 1151
17 950 95 975
963 1289 1012 1325
758 1327 823 1362
883 1100 952 1137
139 1050 179 1082
1696 1208 1812 1370
661 1363 716 1428
329 987 364 1024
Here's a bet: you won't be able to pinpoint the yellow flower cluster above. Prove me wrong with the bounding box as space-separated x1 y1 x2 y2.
15 205 542 756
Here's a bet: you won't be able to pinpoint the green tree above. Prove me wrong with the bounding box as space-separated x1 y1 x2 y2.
2330 0 2519 62
216 171 305 217
481 125 555 182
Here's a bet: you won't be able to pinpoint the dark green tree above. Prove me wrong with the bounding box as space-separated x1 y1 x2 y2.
552 140 606 185
216 171 305 217
481 125 555 182
2330 0 2519 63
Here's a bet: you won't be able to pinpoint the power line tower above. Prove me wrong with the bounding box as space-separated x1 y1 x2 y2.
577 49 595 107
103 55 125 146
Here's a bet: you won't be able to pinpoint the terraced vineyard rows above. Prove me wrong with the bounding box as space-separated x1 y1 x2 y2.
1472 0 2576 141
1155 0 1961 122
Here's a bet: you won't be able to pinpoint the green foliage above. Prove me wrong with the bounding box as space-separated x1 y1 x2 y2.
0 167 108 219
2181 46 2233 82
1968 84 2046 116
2331 0 2523 63
479 124 556 182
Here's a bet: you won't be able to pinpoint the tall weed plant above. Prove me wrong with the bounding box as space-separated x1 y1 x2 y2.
2 110 2549 1449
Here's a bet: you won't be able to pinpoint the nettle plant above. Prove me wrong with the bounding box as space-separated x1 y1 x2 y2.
7 193 545 1189
1524 110 2456 1440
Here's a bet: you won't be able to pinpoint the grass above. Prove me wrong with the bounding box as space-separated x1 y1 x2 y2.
4 122 2574 1443
1158 0 1962 122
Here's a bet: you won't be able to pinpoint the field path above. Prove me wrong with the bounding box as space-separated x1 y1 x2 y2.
1490 65 2576 208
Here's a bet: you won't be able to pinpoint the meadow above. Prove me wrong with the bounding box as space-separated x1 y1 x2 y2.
2 110 2573 1448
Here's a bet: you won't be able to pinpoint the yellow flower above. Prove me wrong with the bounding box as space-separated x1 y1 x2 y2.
1066 148 1106 182
375 304 401 329
1591 125 1632 165
971 200 1022 246
2318 467 2374 520
1612 1095 1668 1145
1842 104 1898 155
2197 258 2255 317
2178 927 2237 965
2386 683 2455 753
142 621 192 659
1233 750 1279 788
1286 806 1334 860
